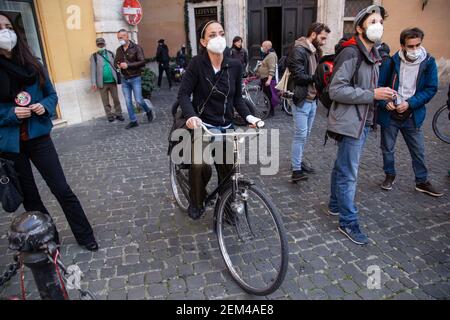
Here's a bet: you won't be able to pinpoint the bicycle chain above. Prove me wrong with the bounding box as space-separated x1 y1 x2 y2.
0 255 20 288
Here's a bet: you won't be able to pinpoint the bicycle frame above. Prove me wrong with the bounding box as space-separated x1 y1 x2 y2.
201 124 262 206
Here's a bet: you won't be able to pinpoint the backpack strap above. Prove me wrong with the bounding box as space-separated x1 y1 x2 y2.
347 46 366 121
349 45 364 86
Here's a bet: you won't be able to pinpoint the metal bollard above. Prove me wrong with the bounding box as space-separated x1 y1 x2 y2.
8 211 67 300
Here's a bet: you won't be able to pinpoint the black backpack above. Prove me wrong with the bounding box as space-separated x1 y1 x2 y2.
315 40 364 110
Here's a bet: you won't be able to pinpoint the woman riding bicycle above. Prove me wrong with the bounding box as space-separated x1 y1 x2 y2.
177 20 261 220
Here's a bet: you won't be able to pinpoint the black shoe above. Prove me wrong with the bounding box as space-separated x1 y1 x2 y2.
84 241 99 252
108 117 115 122
125 121 139 129
146 110 154 123
78 240 99 252
415 181 444 197
292 170 308 182
301 162 316 174
116 115 125 122
188 204 205 220
381 174 396 191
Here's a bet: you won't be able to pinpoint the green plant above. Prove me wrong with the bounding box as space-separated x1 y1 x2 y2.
141 68 156 99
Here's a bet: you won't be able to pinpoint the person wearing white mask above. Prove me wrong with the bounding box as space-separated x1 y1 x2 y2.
326 5 396 245
114 29 155 129
0 13 98 251
177 20 261 220
377 28 442 198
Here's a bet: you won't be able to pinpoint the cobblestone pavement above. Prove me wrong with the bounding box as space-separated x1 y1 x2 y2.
0 84 448 300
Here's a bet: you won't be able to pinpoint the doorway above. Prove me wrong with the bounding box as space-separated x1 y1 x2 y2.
266 7 282 58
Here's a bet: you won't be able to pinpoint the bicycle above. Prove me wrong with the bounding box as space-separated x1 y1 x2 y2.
169 123 289 296
233 99 257 127
432 104 450 144
279 90 294 116
241 75 272 121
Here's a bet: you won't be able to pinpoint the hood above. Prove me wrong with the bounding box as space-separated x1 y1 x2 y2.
295 37 316 54
398 46 427 65
336 36 381 64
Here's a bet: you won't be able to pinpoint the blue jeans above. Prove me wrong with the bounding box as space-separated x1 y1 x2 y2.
381 118 427 183
291 100 317 171
121 76 151 122
329 127 369 227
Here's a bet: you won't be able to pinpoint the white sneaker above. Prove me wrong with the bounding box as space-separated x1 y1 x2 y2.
326 208 339 216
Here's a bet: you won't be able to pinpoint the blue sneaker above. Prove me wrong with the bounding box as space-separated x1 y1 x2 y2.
338 224 369 245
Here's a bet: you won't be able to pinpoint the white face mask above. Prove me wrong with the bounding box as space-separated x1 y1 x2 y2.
365 23 384 43
406 48 421 61
206 36 226 54
119 39 127 46
0 29 17 52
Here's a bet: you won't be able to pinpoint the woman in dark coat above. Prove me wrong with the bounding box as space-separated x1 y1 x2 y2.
177 21 260 220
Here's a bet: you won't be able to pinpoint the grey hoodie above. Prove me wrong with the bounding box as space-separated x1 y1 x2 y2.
398 46 427 101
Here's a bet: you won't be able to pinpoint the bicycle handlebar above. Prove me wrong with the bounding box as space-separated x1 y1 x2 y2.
200 122 264 137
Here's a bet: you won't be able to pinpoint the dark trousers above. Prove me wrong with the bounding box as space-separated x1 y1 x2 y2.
381 117 428 183
99 83 123 118
158 63 172 88
189 134 233 208
12 136 95 245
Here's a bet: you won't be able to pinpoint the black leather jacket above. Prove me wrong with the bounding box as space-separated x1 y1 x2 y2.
178 52 251 127
286 45 315 105
114 41 146 80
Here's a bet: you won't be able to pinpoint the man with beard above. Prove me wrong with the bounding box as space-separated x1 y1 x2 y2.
287 22 330 182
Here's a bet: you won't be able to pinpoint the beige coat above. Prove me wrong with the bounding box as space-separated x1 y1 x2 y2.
257 51 278 79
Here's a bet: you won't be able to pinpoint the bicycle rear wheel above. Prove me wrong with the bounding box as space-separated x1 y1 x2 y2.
246 80 271 120
432 105 450 144
170 159 190 212
215 180 289 296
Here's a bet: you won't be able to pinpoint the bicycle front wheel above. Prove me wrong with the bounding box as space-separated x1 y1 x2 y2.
432 104 450 144
215 180 289 296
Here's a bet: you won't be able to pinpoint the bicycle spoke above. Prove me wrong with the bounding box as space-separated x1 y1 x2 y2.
217 183 288 295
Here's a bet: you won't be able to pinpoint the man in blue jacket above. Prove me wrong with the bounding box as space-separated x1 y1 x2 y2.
377 27 443 197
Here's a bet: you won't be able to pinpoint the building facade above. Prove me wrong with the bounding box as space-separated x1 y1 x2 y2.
0 0 447 125
0 0 134 125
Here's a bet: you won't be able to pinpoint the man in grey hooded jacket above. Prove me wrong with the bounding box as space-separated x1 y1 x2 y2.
326 5 396 245
90 38 124 122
